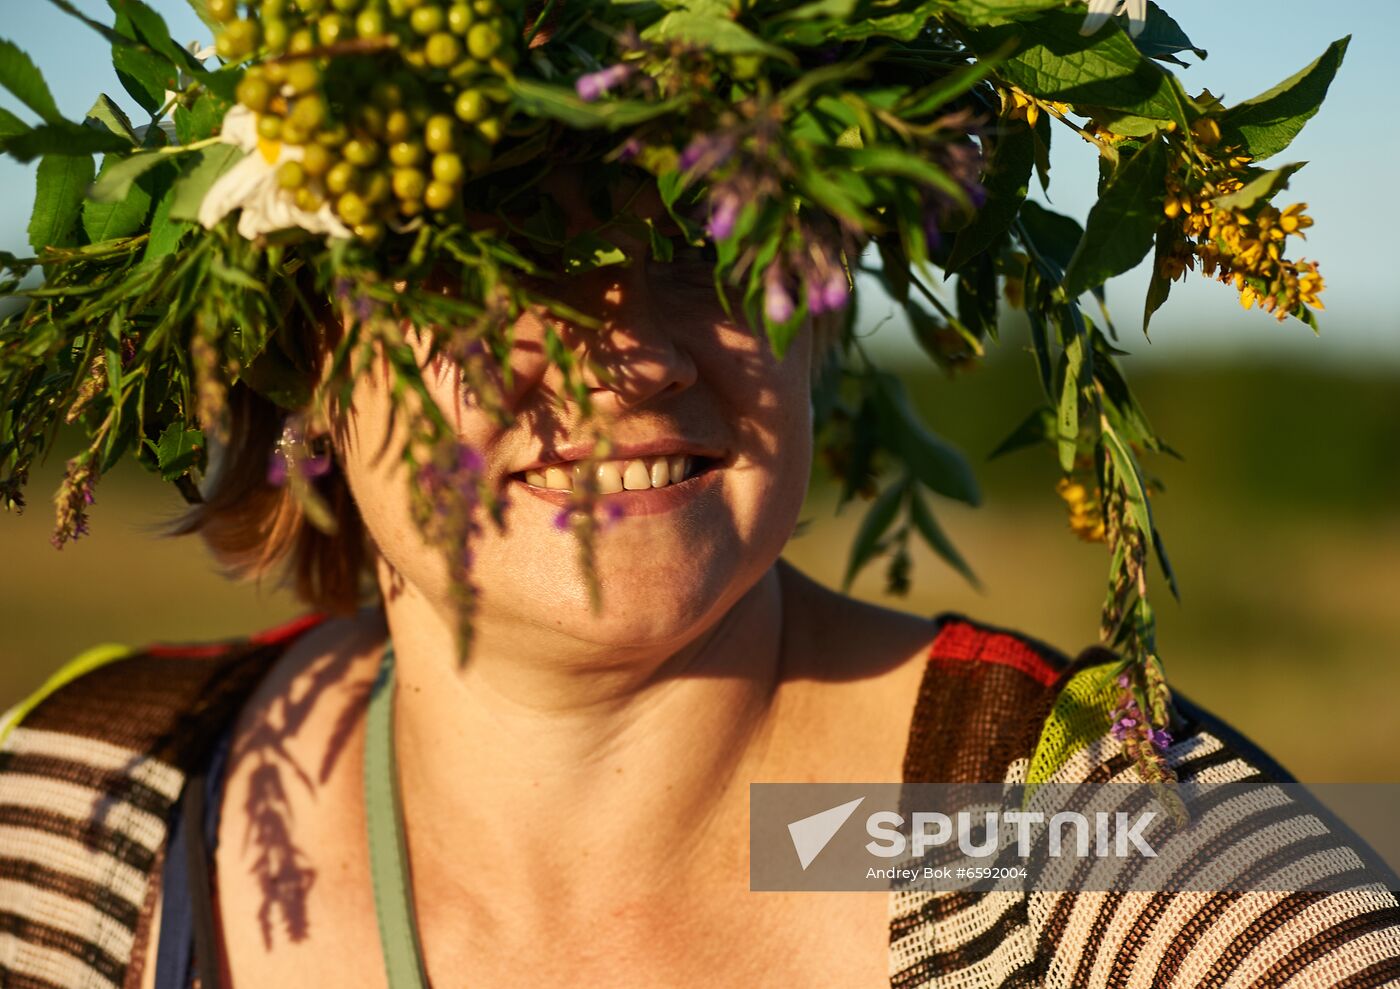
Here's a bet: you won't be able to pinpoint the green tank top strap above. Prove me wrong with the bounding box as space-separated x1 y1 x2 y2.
365 640 432 989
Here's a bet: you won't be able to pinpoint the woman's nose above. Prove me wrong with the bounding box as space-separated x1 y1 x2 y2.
557 265 699 411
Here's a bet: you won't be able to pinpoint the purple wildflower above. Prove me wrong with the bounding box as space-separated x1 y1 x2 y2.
706 188 740 241
921 212 943 254
821 269 849 312
576 63 633 102
51 455 97 549
678 131 736 175
1149 728 1173 751
763 262 794 323
268 413 334 486
267 452 288 487
616 136 643 162
553 497 625 532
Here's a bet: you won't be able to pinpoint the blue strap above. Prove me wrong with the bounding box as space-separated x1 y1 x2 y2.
153 725 233 989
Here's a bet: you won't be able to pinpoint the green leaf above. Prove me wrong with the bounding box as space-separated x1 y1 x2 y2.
507 78 686 130
988 405 1054 460
0 106 26 139
1017 200 1082 281
946 124 1034 272
562 230 629 273
1059 139 1167 300
1220 36 1349 161
111 13 176 114
89 149 170 203
1211 161 1306 211
175 91 225 144
968 9 1189 128
2 121 132 162
1129 1 1207 66
643 10 796 62
1102 423 1153 535
83 156 156 241
28 154 96 255
153 422 204 480
0 37 62 124
86 94 138 143
168 143 244 221
1142 222 1173 336
141 184 188 262
826 1 942 41
843 147 967 203
111 0 197 75
871 370 980 506
907 486 979 588
841 475 906 591
184 0 223 34
1057 330 1085 472
941 0 1064 24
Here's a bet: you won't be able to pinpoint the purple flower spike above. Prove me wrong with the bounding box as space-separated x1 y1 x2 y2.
553 507 573 531
1117 673 1131 688
706 190 740 241
302 453 332 479
821 269 849 312
617 136 643 162
678 132 736 176
603 500 626 525
922 214 944 254
267 451 288 487
1150 728 1173 751
576 63 633 102
763 263 794 323
457 444 485 474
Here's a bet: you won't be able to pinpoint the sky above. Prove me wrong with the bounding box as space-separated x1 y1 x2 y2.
2 1 1396 367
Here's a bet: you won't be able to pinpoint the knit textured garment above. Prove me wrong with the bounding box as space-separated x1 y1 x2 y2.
0 611 1397 988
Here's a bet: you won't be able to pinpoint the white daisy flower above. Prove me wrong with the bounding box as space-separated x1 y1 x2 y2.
196 104 353 241
1079 0 1150 39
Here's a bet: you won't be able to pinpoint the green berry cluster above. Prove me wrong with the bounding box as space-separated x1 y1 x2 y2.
210 0 519 242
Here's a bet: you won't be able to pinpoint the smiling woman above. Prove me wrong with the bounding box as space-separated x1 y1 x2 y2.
2 0 1399 986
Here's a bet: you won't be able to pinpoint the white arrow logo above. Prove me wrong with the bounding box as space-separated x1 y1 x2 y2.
787 797 865 870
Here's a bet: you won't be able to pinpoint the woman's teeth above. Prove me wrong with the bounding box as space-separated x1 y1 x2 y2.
522 455 696 493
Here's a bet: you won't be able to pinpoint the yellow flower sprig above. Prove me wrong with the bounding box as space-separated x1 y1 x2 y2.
1154 100 1325 322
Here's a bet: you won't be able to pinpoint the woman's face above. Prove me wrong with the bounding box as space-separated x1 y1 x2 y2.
328 168 814 651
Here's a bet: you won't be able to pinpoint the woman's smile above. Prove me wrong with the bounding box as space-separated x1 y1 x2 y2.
508 450 732 517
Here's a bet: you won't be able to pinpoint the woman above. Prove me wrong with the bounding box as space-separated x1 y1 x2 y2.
2 162 1398 989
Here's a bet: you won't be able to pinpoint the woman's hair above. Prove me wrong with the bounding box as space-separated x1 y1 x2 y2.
163 291 846 614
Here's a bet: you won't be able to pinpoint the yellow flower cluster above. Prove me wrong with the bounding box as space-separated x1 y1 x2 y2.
1001 86 1071 129
1055 475 1106 543
1155 113 1325 322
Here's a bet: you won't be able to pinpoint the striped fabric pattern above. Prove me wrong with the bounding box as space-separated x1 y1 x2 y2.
890 613 1400 988
0 611 1396 987
0 614 324 989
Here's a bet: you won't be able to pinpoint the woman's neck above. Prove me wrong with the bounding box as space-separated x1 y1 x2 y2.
381 561 793 892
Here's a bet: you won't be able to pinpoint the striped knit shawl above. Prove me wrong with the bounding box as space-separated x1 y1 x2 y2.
0 612 1397 988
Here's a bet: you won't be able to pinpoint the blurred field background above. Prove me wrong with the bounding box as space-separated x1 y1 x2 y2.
3 321 1397 781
